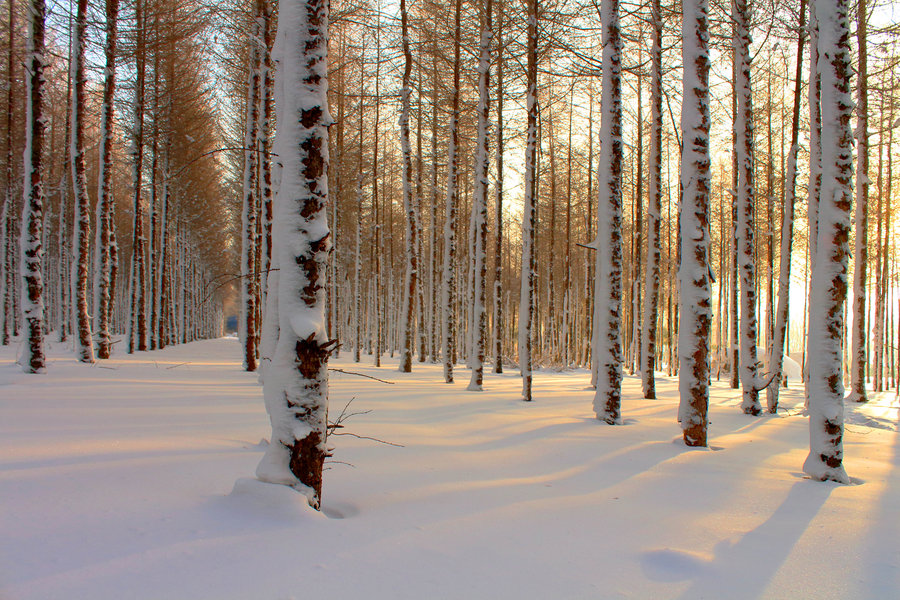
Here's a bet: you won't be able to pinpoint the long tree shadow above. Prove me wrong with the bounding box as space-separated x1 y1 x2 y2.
675 479 836 600
865 393 900 597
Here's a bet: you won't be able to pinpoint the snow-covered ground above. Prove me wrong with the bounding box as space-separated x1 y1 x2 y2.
1 337 898 600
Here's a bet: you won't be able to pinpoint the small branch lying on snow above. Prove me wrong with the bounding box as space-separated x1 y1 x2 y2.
166 362 190 370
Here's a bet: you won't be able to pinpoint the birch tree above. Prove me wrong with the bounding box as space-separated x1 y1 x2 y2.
441 0 462 384
733 0 759 414
766 0 805 412
592 0 623 423
1 0 14 347
70 0 94 363
240 8 262 372
518 0 537 401
641 0 662 399
256 0 336 510
678 0 712 446
127 0 148 354
398 0 417 373
468 0 492 391
492 0 504 374
802 0 852 484
847 0 868 404
20 0 46 373
93 0 118 360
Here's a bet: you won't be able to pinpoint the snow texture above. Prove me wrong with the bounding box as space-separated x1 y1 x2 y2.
2 338 898 600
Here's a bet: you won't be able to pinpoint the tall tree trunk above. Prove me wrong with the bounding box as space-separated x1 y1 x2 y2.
240 10 262 371
259 0 274 339
398 0 417 373
352 60 364 363
127 0 147 354
93 0 118 360
492 0 504 374
20 0 47 373
802 0 852 484
1 0 14 346
592 0 623 424
429 52 439 364
848 0 868 403
766 0 806 412
804 0 822 395
734 0 759 414
70 0 94 363
631 60 643 376
679 0 712 446
519 0 537 401
468 0 492 390
441 0 462 383
641 0 662 399
372 8 382 367
256 0 335 509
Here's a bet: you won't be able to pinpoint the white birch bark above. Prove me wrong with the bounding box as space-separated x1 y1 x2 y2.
256 0 335 509
468 0 492 391
679 0 713 446
70 0 94 363
733 0 759 413
398 0 417 373
519 0 537 402
592 0 623 424
766 0 806 412
641 0 662 399
802 0 852 484
240 14 262 372
847 0 868 404
441 0 462 384
93 0 118 360
20 0 47 373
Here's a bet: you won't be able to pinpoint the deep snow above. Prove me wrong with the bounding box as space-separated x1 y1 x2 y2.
1 337 898 599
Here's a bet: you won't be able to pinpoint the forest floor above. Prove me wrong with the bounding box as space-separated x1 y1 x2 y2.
1 337 898 600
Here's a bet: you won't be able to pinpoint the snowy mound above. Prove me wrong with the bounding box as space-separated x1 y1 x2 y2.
226 478 324 522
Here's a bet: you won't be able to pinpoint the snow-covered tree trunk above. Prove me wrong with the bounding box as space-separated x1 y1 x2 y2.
804 0 821 395
733 0 759 414
678 0 713 446
70 0 94 363
398 0 417 373
592 0 623 424
256 0 335 510
518 0 537 402
468 0 492 391
847 0 868 404
641 0 662 399
93 0 118 360
240 14 262 372
1 0 14 347
259 0 274 332
371 13 382 368
872 90 891 392
20 0 47 373
630 66 642 377
156 135 170 348
766 0 805 413
441 0 462 384
492 0 504 374
126 0 147 354
429 55 439 364
802 0 852 483
353 174 362 363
